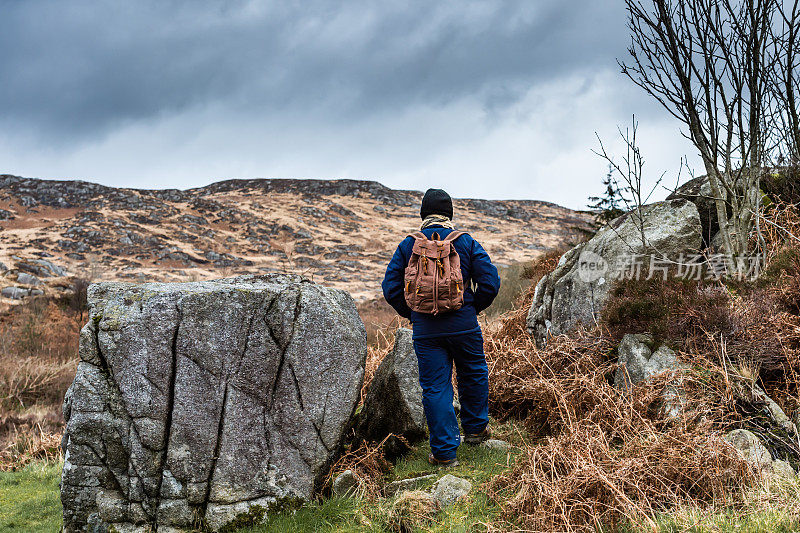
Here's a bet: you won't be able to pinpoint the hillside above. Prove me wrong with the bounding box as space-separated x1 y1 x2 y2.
0 174 592 300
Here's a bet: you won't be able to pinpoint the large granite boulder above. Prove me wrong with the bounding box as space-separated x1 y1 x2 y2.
357 328 426 456
666 175 725 245
527 199 702 347
61 274 367 532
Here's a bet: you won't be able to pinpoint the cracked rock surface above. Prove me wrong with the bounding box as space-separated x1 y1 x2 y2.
60 274 366 532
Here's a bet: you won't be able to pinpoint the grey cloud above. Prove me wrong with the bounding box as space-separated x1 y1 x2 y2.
0 0 630 142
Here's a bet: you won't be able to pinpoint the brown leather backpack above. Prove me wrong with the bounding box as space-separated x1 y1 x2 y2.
404 230 466 315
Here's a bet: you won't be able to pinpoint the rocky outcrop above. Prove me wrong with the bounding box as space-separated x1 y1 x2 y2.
60 274 367 532
1 286 43 299
16 272 41 286
527 200 703 346
357 328 426 456
1 174 593 301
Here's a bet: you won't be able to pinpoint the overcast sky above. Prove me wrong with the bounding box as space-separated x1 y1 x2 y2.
0 0 700 210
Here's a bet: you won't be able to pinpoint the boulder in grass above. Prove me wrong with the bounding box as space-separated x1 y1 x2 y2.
61 274 367 532
432 474 471 507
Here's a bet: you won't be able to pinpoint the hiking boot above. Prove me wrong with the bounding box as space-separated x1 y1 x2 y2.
463 427 492 446
428 453 459 468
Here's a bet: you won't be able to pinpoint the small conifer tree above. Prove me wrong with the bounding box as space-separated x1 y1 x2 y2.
587 164 627 225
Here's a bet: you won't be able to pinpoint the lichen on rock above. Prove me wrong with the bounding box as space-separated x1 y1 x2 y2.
60 274 366 532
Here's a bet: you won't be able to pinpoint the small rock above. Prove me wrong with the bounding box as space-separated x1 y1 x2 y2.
16 272 41 286
432 474 472 507
0 262 7 273
614 335 687 417
480 439 511 452
726 429 772 472
770 459 796 478
332 470 359 497
751 386 796 435
615 334 683 388
2 286 29 299
384 474 437 497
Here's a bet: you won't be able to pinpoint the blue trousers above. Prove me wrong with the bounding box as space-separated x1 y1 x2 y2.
413 331 489 460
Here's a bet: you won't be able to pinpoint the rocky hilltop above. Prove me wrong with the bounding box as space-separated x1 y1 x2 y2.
0 174 592 300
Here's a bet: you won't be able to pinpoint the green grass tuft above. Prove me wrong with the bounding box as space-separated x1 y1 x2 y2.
241 435 516 532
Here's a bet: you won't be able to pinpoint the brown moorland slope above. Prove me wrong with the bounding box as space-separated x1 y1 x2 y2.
0 175 592 300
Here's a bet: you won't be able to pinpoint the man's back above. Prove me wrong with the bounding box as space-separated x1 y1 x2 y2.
382 226 500 339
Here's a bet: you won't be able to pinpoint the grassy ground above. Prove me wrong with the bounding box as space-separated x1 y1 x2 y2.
0 461 61 533
0 449 799 532
0 438 515 533
247 431 518 532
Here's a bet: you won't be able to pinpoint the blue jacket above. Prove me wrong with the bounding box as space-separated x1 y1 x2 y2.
382 226 501 339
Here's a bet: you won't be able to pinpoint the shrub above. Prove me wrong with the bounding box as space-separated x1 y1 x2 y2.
763 167 800 206
485 323 756 532
0 300 79 411
0 298 80 470
67 278 90 319
482 249 800 531
601 278 732 347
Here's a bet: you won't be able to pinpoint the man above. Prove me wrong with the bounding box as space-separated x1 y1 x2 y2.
382 188 500 466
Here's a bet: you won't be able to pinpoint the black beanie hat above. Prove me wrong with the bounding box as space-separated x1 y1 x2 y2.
420 188 453 220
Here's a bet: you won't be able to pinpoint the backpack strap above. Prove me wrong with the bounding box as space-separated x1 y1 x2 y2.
407 230 466 242
442 230 466 242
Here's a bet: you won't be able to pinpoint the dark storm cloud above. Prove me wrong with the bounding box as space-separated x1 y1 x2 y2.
0 0 629 141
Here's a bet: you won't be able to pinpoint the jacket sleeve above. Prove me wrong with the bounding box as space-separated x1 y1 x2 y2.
469 237 501 313
382 241 412 319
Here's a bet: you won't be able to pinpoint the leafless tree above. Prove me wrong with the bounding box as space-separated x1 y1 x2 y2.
620 0 781 269
594 116 666 248
767 0 800 162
